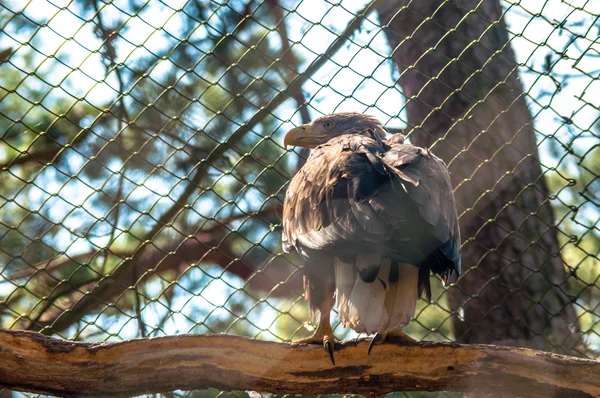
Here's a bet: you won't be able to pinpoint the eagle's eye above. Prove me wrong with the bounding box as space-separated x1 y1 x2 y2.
323 120 335 130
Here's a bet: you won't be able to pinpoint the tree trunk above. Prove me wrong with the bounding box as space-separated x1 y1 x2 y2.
377 0 582 355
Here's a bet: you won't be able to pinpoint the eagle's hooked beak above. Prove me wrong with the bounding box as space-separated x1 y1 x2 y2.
283 124 327 150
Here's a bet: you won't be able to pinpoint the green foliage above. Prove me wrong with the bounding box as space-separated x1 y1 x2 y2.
546 122 600 351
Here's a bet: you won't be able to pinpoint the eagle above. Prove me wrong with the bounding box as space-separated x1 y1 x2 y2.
282 113 461 365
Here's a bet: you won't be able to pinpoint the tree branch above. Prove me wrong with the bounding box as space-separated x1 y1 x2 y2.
0 329 598 397
0 147 64 170
21 211 302 332
6 205 283 282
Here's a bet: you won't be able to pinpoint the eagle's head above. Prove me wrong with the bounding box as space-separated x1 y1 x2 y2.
283 112 387 149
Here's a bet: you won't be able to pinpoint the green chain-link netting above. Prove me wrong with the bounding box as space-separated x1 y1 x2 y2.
1 0 598 396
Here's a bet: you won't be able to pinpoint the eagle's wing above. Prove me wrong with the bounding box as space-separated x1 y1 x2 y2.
283 133 460 274
282 132 460 333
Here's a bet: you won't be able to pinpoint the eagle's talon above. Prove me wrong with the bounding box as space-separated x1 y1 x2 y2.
324 340 335 365
368 333 383 355
293 318 336 366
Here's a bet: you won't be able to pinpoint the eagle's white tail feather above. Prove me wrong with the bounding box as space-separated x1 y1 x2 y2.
337 255 389 334
335 259 418 334
386 263 419 331
345 275 389 334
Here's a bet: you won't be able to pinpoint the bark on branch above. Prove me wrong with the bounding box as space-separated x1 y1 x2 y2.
1 329 598 397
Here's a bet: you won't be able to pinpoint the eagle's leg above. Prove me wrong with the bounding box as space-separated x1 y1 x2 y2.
294 297 336 365
368 329 416 355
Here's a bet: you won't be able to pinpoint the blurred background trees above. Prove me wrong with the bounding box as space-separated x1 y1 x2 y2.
0 0 599 395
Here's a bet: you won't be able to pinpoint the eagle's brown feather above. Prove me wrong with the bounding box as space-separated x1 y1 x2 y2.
283 118 460 334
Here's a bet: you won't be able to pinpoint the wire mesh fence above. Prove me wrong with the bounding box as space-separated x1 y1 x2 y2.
0 0 598 396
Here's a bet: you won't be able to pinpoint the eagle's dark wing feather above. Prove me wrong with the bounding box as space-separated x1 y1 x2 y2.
283 133 460 281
